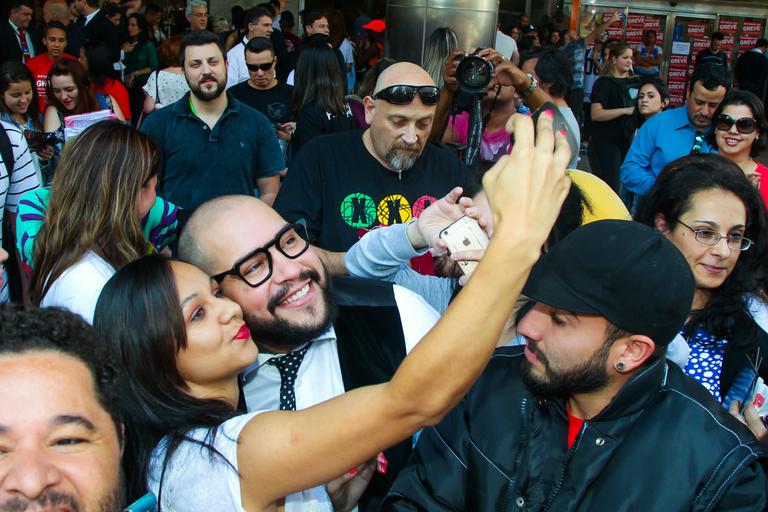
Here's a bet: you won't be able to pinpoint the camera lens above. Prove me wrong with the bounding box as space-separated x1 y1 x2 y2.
456 55 493 94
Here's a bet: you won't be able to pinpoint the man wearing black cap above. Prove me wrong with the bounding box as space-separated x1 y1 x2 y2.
382 220 768 511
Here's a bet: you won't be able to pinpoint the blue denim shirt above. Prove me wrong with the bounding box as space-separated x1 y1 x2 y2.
620 105 715 196
140 92 284 211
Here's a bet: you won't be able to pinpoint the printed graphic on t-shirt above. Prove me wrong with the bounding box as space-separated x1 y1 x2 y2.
339 192 437 230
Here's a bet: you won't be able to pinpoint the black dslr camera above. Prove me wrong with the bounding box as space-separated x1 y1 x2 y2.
454 48 494 94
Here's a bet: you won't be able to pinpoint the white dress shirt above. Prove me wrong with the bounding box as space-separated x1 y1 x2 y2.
241 284 441 510
226 36 249 89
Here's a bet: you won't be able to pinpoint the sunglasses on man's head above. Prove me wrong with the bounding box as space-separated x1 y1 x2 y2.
247 62 274 72
373 85 440 105
714 114 758 134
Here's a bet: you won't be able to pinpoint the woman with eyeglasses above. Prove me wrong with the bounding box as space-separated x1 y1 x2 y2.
709 90 768 206
636 154 768 410
91 114 572 510
290 39 358 156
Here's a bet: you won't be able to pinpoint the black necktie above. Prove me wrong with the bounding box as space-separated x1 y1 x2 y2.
266 343 312 410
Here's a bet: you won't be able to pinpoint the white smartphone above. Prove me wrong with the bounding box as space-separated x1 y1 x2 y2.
439 216 489 276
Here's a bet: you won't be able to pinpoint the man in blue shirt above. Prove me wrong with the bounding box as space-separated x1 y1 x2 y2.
620 63 729 197
141 30 284 214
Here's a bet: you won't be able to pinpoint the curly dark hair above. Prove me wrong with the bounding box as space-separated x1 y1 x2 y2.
636 154 768 340
0 304 122 433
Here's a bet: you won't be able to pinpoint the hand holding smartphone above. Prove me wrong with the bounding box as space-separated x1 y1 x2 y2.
439 216 489 276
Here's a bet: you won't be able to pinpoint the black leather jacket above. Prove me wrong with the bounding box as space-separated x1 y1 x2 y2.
382 346 767 511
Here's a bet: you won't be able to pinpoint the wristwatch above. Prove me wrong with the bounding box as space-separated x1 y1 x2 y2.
522 72 538 97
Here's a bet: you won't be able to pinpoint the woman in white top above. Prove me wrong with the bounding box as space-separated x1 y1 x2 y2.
93 114 572 510
29 120 159 323
142 36 189 114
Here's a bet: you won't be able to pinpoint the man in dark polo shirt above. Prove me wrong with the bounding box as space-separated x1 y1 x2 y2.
273 61 472 253
141 30 284 214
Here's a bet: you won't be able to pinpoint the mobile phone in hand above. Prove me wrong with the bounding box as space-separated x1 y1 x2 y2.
439 216 489 276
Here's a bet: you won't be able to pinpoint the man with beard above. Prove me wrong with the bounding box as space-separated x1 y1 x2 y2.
382 220 768 511
0 304 125 512
140 30 284 215
273 61 472 253
621 62 729 198
177 194 442 511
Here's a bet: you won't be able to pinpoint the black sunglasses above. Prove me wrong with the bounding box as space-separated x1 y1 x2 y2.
373 84 440 105
714 114 758 134
246 61 274 72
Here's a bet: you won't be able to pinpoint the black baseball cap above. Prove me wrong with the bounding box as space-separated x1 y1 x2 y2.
522 220 694 345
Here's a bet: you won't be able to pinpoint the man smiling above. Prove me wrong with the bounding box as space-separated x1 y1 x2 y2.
0 305 124 512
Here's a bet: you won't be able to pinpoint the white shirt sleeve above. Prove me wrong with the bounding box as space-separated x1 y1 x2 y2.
393 284 441 354
40 252 115 324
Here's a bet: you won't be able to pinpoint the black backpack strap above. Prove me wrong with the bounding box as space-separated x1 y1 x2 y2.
0 125 14 175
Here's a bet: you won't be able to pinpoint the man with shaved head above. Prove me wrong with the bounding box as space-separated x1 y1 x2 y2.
178 194 442 510
274 61 472 257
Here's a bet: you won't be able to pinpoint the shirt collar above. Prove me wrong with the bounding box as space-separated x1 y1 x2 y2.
8 19 21 32
84 9 100 24
172 91 239 118
670 104 708 133
244 326 337 375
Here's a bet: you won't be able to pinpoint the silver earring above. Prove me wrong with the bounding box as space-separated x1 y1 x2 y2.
615 361 626 372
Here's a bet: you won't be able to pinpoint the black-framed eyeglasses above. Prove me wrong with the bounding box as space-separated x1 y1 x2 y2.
714 114 758 134
690 134 705 155
678 220 752 251
246 61 274 72
373 85 440 105
211 219 310 287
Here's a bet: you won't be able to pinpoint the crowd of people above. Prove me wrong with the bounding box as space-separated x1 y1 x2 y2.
1 2 768 511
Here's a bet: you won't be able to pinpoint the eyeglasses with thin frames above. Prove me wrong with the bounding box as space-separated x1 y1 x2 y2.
211 219 310 287
677 219 752 251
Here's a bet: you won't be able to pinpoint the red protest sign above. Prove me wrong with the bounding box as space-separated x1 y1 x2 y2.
644 17 661 31
670 54 688 68
626 29 643 42
687 24 706 37
668 81 687 93
628 14 645 27
743 21 763 34
668 68 687 81
718 19 738 33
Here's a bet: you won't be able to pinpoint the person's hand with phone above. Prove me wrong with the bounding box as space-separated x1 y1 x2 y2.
35 145 54 162
121 41 138 54
729 400 768 450
411 187 485 250
275 122 295 142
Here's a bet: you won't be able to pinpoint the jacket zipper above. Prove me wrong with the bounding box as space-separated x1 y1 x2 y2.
500 397 528 511
543 421 586 511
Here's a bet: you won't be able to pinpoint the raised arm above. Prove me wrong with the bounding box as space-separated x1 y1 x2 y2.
237 112 572 508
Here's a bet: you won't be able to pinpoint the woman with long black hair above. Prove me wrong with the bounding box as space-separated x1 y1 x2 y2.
290 38 357 155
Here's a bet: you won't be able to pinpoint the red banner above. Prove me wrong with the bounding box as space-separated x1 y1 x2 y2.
723 35 735 46
670 54 688 68
718 19 738 33
628 14 645 27
644 17 661 31
668 81 687 93
607 27 625 38
740 36 758 49
687 24 706 37
668 68 687 81
669 94 685 106
692 38 710 51
626 29 643 42
743 21 763 34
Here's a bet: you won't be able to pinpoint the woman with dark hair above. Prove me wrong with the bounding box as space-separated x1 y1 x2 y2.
636 76 669 128
90 115 571 508
709 90 768 206
123 13 159 123
43 58 125 168
291 39 356 155
589 42 639 193
79 40 131 122
636 154 768 411
0 62 53 173
20 120 177 323
142 36 189 114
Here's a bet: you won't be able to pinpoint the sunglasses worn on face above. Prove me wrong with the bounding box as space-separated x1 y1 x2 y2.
247 62 274 72
373 85 440 105
715 114 758 134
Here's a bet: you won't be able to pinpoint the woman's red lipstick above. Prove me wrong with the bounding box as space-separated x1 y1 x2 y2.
234 324 251 340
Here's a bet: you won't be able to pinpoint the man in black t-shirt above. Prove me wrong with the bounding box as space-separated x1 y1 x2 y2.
274 62 472 256
229 37 294 145
695 32 728 72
